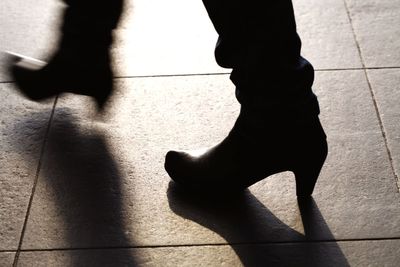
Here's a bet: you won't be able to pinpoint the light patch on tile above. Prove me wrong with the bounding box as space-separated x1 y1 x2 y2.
345 0 400 67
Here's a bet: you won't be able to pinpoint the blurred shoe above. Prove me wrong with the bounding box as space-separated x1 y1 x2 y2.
7 49 113 110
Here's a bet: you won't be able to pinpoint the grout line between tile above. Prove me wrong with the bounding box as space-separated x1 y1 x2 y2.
12 96 59 267
315 66 400 72
111 67 400 79
342 0 400 192
11 236 400 253
114 72 230 79
1 66 400 84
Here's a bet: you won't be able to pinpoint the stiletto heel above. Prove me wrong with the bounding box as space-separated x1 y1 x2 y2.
294 138 328 197
294 163 322 197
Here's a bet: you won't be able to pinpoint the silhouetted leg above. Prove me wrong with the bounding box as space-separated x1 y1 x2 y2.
62 0 123 52
203 0 319 117
165 0 328 196
9 0 124 109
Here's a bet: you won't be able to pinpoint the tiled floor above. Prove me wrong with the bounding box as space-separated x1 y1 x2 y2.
0 0 399 266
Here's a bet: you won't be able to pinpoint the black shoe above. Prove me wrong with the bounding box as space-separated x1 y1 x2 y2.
7 50 113 110
165 113 328 197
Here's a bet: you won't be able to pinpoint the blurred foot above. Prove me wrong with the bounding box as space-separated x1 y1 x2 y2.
7 50 113 110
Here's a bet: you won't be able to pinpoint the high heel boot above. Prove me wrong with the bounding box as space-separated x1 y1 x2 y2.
165 108 328 197
8 39 113 110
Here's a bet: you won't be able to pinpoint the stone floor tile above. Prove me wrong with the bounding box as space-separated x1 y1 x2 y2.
16 239 400 266
367 69 400 188
314 70 381 134
345 0 400 67
0 83 54 250
20 71 400 250
293 0 362 69
0 252 15 267
343 240 400 267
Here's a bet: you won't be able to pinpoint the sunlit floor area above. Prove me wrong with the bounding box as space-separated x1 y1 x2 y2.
1 0 400 266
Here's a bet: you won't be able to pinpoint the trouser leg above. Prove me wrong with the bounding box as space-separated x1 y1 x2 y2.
202 0 319 119
60 0 124 58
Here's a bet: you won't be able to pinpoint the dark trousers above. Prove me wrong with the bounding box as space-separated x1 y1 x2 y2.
62 0 319 117
202 0 320 117
61 0 124 50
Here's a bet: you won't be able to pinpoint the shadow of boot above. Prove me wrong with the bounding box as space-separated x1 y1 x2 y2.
297 198 350 267
167 182 350 267
12 109 138 266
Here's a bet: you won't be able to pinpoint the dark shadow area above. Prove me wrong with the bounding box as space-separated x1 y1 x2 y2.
13 109 138 266
11 108 349 266
167 182 350 267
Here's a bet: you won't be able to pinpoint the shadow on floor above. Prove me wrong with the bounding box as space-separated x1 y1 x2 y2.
12 108 349 266
167 182 350 267
13 109 138 266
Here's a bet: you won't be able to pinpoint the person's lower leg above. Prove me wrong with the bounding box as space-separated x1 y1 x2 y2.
165 0 328 196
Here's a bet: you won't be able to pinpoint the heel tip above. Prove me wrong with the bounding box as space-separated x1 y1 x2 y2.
297 194 312 199
5 51 46 69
